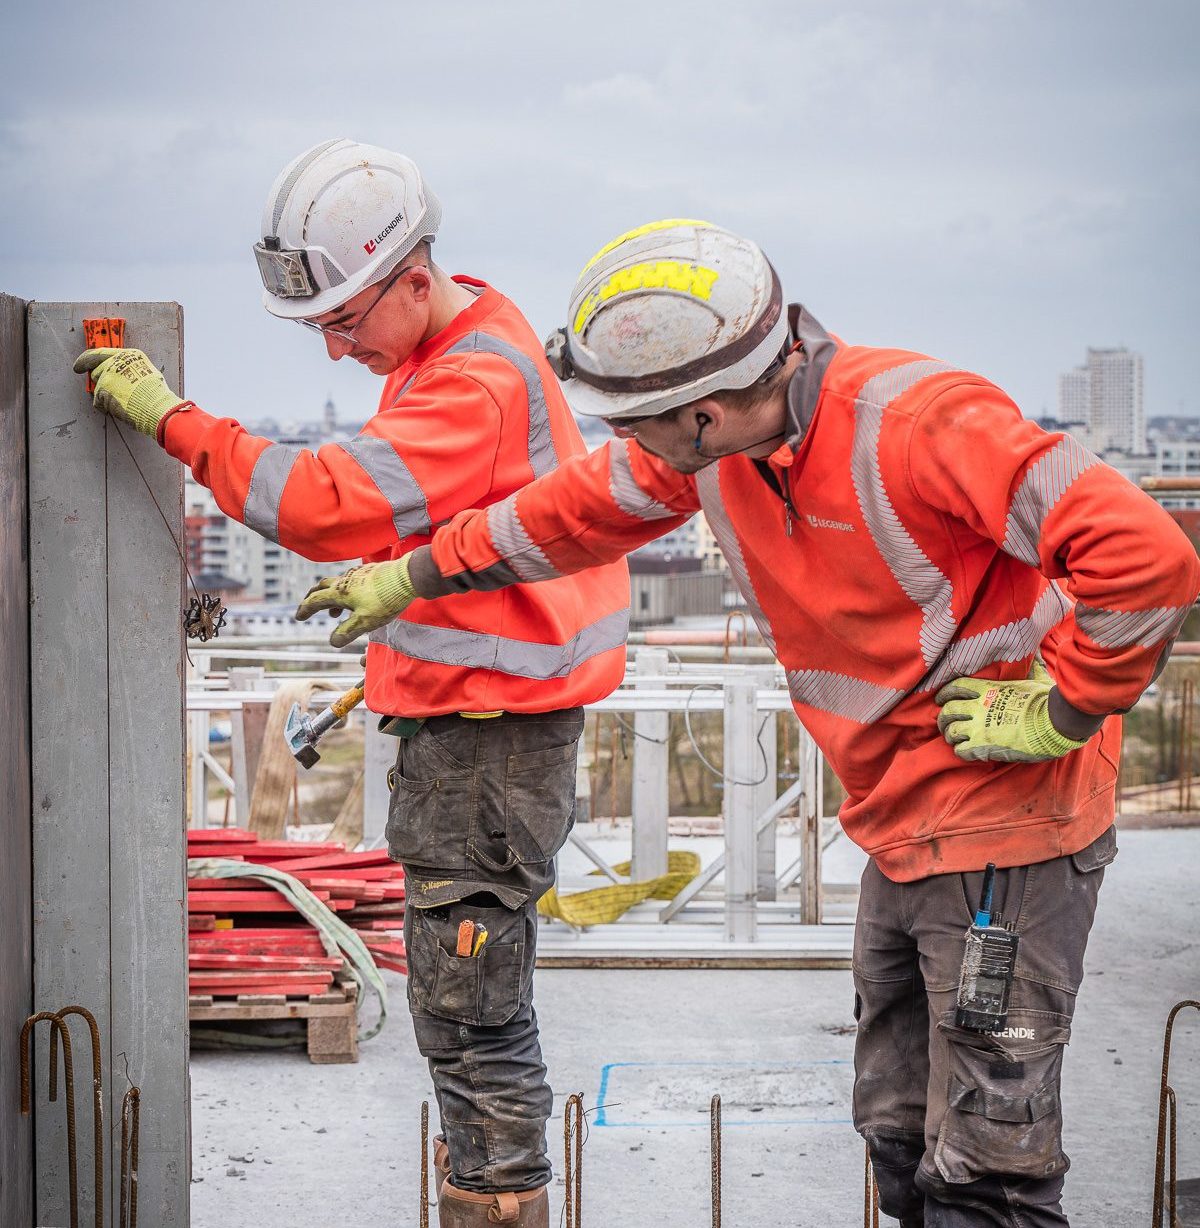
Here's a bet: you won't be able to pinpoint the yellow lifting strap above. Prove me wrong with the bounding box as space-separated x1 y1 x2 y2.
537 850 701 929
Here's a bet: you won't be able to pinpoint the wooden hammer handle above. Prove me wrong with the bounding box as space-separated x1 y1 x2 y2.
331 683 365 721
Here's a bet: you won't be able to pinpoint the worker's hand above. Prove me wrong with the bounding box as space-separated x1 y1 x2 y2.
935 660 1090 763
72 348 184 436
294 556 416 648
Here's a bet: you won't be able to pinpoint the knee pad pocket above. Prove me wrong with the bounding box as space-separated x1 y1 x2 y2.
933 1012 1070 1186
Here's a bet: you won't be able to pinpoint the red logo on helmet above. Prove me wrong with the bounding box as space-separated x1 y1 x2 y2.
363 239 377 255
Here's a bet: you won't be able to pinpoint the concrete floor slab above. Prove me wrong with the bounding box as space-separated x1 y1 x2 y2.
191 828 1199 1225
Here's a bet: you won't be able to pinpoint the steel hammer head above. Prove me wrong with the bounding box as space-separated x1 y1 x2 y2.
284 702 320 769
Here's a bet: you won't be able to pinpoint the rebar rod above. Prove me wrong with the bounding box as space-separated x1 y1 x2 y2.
420 1099 430 1228
564 1092 584 1228
20 1012 78 1228
55 1006 104 1228
1153 999 1200 1225
710 1094 722 1228
120 1086 140 1228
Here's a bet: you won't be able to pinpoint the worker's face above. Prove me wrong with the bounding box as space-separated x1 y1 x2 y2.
305 264 433 375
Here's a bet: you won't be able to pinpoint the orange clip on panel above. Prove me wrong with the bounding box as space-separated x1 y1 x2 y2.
82 317 127 393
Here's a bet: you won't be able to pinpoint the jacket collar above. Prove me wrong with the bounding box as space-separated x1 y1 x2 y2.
782 304 838 453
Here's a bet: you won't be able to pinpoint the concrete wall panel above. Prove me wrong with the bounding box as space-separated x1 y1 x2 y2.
27 303 188 1227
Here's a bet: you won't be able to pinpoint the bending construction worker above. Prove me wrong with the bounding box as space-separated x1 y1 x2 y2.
296 219 1200 1226
73 139 629 1227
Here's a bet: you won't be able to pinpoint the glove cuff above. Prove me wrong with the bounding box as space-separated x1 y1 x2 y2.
1028 697 1089 758
375 556 416 613
126 381 185 436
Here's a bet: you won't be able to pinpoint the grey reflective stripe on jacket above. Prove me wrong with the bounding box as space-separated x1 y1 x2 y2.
609 439 683 520
851 359 960 670
695 465 777 654
443 332 561 478
786 669 904 724
368 608 629 679
241 327 563 546
486 496 562 582
1002 436 1100 566
243 444 303 542
920 584 1070 693
1075 601 1191 649
337 435 430 539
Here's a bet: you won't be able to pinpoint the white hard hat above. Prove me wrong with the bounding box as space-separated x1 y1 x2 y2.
545 219 788 420
253 138 442 320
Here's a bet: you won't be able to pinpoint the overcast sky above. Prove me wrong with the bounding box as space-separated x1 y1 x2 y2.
2 0 1197 431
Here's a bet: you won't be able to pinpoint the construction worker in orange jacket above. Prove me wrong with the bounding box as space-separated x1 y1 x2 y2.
295 219 1200 1226
73 139 629 1228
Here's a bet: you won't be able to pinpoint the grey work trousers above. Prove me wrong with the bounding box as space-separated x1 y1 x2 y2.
853 825 1116 1227
386 708 585 1193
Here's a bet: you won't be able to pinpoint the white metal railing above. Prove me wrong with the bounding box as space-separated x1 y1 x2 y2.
185 643 833 946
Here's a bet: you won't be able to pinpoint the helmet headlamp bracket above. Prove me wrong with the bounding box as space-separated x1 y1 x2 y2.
253 238 319 299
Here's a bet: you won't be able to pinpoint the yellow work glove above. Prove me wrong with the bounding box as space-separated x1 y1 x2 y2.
72 348 183 436
935 661 1089 764
294 556 416 648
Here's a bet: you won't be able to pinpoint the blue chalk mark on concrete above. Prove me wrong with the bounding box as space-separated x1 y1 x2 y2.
593 1059 854 1128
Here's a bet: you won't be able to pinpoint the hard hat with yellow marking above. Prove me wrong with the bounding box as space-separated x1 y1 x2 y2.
545 219 788 420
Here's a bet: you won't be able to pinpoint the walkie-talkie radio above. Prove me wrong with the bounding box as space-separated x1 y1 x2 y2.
955 862 1020 1033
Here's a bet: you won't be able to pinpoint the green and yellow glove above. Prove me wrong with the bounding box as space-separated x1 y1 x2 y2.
935 660 1090 763
294 556 416 648
72 347 184 436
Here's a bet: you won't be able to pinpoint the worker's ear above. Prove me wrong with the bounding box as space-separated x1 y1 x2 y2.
404 264 434 303
683 398 725 446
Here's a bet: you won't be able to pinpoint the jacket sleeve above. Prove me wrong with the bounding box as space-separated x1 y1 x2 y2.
428 438 699 591
161 361 504 562
907 376 1200 715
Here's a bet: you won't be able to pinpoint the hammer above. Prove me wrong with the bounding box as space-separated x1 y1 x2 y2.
284 679 366 769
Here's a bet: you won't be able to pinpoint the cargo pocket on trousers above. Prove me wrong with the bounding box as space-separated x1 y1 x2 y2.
385 760 476 872
933 1014 1071 1185
472 739 579 870
410 902 526 1027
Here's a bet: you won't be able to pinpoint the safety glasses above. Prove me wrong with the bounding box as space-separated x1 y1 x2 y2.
296 264 426 345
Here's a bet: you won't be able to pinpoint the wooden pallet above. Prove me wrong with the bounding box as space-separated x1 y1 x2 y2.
188 980 359 1064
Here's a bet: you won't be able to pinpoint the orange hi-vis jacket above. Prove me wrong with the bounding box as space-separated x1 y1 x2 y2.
162 277 630 717
427 306 1200 880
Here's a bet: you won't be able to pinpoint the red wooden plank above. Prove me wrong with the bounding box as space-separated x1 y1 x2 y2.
188 889 331 908
191 980 333 998
372 958 408 973
186 828 258 842
184 848 248 860
260 850 392 872
292 865 403 882
189 970 334 988
188 927 318 940
350 919 406 931
187 877 262 890
189 954 343 971
234 840 347 859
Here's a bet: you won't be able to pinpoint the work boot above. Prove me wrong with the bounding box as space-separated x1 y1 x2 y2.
433 1134 451 1185
438 1181 549 1226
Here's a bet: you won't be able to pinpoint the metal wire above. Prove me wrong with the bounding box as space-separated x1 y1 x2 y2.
710 1094 722 1228
420 1099 430 1228
864 1140 880 1227
564 1092 584 1228
120 1086 141 1228
1153 999 1200 1226
684 685 774 786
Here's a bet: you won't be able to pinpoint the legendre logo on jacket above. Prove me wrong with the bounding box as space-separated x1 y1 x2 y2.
805 512 855 532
